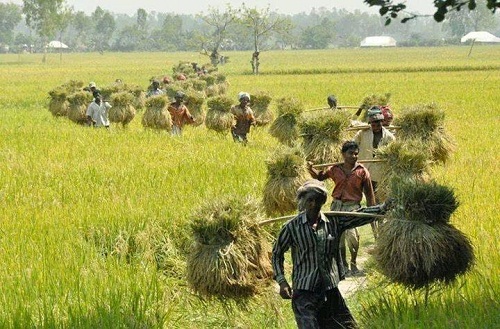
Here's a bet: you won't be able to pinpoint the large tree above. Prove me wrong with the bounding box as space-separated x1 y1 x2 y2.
445 0 498 37
22 0 69 62
0 3 22 45
90 6 116 54
240 5 292 74
199 5 239 65
364 0 499 24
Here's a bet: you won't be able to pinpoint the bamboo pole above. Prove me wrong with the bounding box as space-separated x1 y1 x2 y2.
346 125 401 131
259 210 384 226
312 159 386 169
305 105 360 112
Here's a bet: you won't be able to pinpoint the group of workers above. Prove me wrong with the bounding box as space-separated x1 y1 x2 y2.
272 95 397 328
84 81 256 140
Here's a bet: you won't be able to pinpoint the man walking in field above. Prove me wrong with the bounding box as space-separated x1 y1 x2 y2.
272 179 379 329
354 107 395 238
230 92 256 145
86 91 111 128
168 91 194 136
307 141 376 276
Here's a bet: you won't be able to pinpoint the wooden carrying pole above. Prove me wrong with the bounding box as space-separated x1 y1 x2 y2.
305 106 361 112
259 211 384 226
346 125 401 131
312 159 386 169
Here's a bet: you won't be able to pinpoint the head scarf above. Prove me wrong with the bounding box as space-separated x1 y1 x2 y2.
238 92 250 101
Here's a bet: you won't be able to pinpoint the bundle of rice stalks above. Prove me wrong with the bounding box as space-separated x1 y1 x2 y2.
251 91 274 126
300 110 352 164
269 97 304 146
213 72 227 84
109 92 136 127
199 74 216 86
394 103 455 164
205 85 219 97
187 196 273 299
374 139 433 199
164 83 181 99
263 146 308 216
48 80 85 117
100 84 126 100
216 81 228 95
184 90 206 126
172 61 195 75
127 85 146 110
358 93 391 122
142 95 172 131
67 91 92 124
190 79 207 92
48 86 70 117
374 180 474 289
205 96 234 133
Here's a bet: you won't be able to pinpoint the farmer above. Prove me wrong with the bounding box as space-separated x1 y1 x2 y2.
86 90 111 128
353 107 395 238
307 141 376 276
168 91 194 136
381 105 394 127
272 179 378 329
230 92 256 144
327 95 337 109
147 80 163 97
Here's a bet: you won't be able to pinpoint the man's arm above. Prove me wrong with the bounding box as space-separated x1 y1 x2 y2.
272 225 292 299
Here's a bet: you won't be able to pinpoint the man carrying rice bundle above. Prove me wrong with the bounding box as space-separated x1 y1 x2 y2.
146 80 163 97
230 92 256 144
307 141 376 276
86 91 111 128
354 107 395 239
272 179 379 329
168 91 194 136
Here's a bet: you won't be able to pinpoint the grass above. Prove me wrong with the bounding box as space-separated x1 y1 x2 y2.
0 46 499 328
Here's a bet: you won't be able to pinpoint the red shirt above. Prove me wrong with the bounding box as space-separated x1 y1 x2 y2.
168 103 194 128
314 163 375 206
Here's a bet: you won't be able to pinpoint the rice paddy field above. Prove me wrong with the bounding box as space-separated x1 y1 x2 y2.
0 46 499 328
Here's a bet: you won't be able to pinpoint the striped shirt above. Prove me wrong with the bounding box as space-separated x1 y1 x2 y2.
272 211 376 291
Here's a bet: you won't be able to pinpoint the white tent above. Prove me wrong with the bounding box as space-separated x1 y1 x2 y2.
46 40 69 49
461 31 500 43
360 36 397 47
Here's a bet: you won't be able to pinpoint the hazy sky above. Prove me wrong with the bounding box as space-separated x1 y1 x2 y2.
3 0 435 16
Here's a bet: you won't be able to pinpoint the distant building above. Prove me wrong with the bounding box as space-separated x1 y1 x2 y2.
360 36 397 47
461 31 500 43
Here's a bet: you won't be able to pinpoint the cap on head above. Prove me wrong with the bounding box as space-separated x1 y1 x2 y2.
238 92 250 101
89 82 96 88
367 106 384 122
297 179 328 201
175 91 185 99
327 95 337 108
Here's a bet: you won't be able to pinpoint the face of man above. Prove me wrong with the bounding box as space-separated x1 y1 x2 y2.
370 119 383 133
342 148 359 166
240 96 250 106
303 192 324 216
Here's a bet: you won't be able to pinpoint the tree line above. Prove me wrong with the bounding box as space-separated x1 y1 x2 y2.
0 1 499 55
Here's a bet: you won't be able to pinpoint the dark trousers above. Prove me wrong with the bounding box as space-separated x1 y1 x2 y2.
292 288 357 329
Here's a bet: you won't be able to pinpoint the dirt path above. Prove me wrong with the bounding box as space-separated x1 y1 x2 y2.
338 254 370 297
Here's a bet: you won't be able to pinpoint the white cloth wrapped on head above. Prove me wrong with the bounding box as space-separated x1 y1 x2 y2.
238 92 250 101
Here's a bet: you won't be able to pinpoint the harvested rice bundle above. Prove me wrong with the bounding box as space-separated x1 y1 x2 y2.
205 84 219 97
128 85 146 110
67 91 92 124
213 72 227 84
358 93 391 122
164 83 181 99
48 86 70 117
109 92 136 127
187 196 273 299
100 84 126 100
199 74 216 86
394 103 455 164
184 90 206 126
142 95 172 131
190 79 207 92
263 146 308 216
300 110 352 164
269 97 304 146
216 81 228 95
172 61 195 75
205 96 234 133
251 91 274 126
374 180 474 290
374 139 432 199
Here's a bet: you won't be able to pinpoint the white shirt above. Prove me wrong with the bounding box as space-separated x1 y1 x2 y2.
86 101 112 127
354 127 395 182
